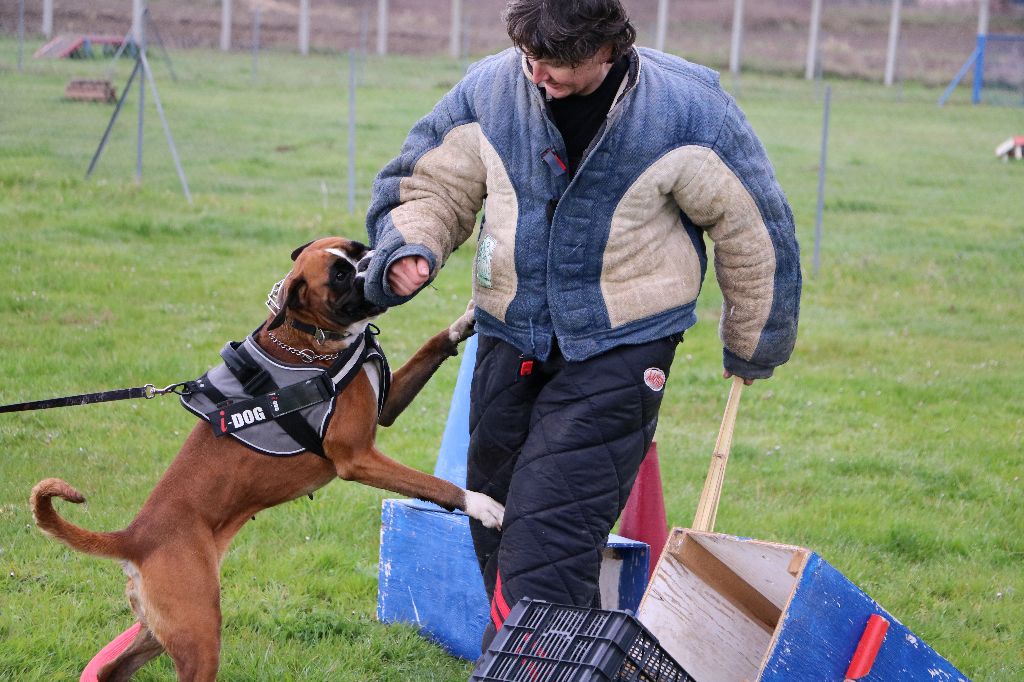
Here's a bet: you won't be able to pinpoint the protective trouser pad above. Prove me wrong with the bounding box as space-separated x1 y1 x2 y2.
467 334 678 647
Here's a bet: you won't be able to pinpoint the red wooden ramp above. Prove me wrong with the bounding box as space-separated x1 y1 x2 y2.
34 35 124 59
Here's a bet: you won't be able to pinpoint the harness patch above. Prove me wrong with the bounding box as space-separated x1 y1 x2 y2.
476 234 497 289
214 399 276 437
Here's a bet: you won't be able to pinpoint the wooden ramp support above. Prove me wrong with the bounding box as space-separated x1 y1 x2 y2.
995 136 1024 161
377 335 650 659
638 529 970 682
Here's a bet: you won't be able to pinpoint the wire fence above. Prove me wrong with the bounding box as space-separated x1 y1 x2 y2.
3 0 1023 89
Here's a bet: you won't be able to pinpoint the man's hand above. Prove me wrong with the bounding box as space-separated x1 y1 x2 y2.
723 370 755 386
387 256 431 296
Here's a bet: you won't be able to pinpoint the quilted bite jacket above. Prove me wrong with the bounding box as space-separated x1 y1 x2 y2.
365 47 801 378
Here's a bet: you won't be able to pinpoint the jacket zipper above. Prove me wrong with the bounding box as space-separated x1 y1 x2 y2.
553 51 641 208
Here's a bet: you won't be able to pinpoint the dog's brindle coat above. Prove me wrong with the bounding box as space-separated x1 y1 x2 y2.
30 237 504 682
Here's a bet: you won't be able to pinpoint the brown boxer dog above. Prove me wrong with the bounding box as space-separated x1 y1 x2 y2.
30 237 503 682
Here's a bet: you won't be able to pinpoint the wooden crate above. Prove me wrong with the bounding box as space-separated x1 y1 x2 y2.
64 79 116 103
637 528 969 682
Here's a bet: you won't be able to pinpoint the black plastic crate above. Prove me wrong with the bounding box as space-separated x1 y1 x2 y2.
470 599 695 682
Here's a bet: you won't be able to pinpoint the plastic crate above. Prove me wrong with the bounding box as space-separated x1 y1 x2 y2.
470 599 695 682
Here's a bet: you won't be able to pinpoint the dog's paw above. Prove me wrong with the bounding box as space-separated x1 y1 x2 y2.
463 489 504 530
448 300 476 345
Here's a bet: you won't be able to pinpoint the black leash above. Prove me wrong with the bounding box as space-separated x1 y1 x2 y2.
0 382 191 414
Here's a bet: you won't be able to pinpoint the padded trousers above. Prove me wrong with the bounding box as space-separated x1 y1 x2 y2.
467 334 679 650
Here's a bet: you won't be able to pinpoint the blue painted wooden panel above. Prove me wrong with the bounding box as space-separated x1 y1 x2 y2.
612 537 650 612
762 553 969 681
432 334 476 488
378 499 487 660
378 498 649 660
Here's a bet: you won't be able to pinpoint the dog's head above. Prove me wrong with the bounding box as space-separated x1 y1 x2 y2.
266 237 387 335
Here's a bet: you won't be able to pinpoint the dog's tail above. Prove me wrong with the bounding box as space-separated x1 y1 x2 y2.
30 478 129 560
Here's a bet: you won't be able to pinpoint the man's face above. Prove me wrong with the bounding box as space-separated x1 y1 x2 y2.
523 45 614 99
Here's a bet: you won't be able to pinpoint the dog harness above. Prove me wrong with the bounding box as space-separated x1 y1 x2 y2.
180 327 390 457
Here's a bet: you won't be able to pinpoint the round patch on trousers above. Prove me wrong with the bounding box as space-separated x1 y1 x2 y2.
644 368 666 392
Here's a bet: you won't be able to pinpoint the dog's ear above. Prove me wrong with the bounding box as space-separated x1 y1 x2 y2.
267 277 306 330
290 240 318 261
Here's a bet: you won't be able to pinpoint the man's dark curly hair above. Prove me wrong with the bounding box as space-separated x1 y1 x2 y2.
503 0 636 67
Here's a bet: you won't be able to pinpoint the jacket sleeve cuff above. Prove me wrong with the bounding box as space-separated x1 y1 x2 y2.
723 347 775 380
364 244 437 307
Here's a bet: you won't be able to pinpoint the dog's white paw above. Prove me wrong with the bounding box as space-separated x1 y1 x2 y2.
448 300 476 345
463 489 504 530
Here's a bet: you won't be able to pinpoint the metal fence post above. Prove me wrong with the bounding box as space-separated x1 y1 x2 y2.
299 0 310 55
377 0 388 55
17 0 25 72
729 0 744 77
42 0 53 38
134 0 145 184
220 0 232 51
813 85 831 278
251 4 261 84
972 0 989 104
347 49 358 215
655 0 669 53
806 0 823 81
884 0 902 86
450 0 462 59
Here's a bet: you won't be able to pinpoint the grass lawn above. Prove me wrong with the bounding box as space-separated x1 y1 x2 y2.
1 39 1021 680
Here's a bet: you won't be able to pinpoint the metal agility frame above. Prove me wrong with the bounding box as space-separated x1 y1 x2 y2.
939 0 1024 106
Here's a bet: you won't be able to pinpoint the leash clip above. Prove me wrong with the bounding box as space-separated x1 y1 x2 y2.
143 382 191 399
296 349 317 364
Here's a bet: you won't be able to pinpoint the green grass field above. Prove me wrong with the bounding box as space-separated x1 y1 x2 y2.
1 39 1022 680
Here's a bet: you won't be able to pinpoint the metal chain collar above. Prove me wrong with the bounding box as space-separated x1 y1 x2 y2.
266 329 340 364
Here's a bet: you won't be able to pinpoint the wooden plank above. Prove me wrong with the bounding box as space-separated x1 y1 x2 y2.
679 536 781 633
690 532 807 610
598 546 623 609
34 35 83 59
639 533 772 682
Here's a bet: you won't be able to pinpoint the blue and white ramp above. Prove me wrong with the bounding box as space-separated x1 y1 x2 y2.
638 529 969 682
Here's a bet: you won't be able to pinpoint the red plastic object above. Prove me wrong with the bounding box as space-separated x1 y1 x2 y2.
618 442 669 578
844 614 890 681
80 622 142 682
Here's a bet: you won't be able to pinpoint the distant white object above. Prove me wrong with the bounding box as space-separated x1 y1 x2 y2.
995 136 1024 160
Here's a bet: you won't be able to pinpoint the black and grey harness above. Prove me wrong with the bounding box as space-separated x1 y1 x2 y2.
180 326 390 457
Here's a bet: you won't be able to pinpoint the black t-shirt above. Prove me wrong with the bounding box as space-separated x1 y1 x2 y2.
547 56 629 177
